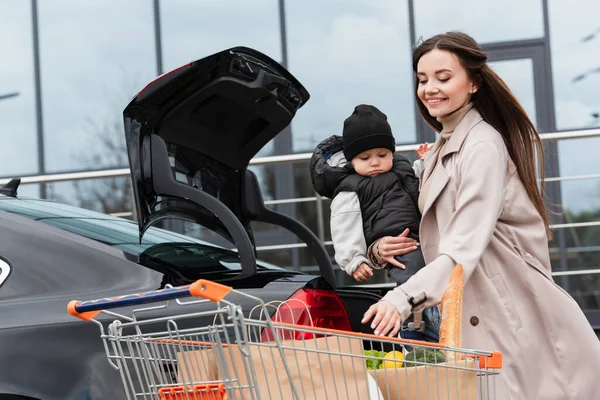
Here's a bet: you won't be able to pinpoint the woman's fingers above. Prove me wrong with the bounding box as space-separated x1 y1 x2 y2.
384 257 406 269
375 306 401 336
374 309 392 336
362 301 402 336
361 304 377 324
398 228 410 237
379 241 418 258
391 318 402 337
381 241 417 252
379 310 400 336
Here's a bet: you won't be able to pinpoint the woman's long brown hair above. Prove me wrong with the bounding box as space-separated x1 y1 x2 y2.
413 32 551 236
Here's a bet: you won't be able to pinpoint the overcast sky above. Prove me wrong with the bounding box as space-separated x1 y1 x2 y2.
0 0 598 212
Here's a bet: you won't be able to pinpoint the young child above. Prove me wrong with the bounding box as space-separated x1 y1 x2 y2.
309 104 438 342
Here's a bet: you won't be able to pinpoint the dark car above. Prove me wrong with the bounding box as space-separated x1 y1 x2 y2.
0 47 385 400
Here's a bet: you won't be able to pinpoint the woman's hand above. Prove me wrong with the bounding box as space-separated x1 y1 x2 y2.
362 301 402 337
374 228 419 269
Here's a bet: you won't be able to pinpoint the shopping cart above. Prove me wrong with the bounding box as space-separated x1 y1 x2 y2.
68 279 502 400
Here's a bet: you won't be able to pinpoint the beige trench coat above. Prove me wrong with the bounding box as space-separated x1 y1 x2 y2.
382 108 600 399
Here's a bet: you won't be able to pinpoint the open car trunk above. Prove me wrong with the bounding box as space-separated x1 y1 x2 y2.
122 46 336 287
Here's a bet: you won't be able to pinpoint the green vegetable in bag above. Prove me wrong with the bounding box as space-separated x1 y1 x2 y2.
364 349 384 370
403 348 445 367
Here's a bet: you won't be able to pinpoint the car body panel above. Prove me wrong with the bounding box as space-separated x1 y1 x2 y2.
0 202 314 399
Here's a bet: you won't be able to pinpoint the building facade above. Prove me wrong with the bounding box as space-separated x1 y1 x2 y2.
1 0 599 329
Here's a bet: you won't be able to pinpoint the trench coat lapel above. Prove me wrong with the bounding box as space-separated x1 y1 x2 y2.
421 109 484 216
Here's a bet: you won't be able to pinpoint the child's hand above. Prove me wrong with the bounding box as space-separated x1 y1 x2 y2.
352 263 373 282
416 142 433 160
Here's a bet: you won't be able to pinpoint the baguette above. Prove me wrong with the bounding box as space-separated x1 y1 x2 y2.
439 264 464 359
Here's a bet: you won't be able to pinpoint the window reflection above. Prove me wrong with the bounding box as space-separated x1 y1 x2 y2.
285 0 416 152
38 1 157 173
16 183 40 199
46 177 132 216
548 0 600 130
0 1 38 176
488 59 538 125
557 275 600 311
160 0 281 72
413 0 544 44
557 178 600 216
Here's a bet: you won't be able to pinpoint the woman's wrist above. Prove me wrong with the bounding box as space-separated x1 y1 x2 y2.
368 240 387 268
373 240 384 263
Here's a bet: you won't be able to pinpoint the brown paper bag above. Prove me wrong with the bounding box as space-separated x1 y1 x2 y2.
176 348 220 386
226 335 371 400
370 359 476 400
177 336 371 400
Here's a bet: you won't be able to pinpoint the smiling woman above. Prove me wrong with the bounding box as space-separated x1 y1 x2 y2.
415 50 477 118
363 31 600 400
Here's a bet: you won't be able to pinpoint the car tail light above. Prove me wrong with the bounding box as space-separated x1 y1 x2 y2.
261 288 352 342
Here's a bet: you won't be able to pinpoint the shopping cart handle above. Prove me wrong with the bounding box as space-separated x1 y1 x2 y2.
67 279 232 321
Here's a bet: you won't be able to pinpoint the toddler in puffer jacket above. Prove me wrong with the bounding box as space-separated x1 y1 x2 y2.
309 104 438 342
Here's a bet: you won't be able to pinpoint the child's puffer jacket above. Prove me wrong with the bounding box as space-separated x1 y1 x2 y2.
309 135 352 199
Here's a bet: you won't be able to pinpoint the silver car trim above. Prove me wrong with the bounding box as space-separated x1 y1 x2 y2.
0 258 11 288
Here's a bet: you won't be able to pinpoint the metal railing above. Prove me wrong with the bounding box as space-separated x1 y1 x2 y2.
1 128 599 278
2 128 598 185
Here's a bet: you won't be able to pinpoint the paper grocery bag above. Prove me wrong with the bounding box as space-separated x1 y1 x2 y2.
176 348 220 386
222 335 371 400
370 359 476 400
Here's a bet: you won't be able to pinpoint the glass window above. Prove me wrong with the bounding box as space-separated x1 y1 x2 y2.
548 1 600 131
0 1 38 177
160 0 281 72
548 3 600 311
285 0 416 152
15 183 40 199
413 0 544 44
38 1 157 173
557 137 600 216
488 59 538 125
160 0 281 157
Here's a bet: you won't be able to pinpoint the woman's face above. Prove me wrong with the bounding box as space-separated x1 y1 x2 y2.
416 49 476 118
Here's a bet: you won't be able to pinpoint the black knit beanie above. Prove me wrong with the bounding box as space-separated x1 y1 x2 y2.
342 104 396 161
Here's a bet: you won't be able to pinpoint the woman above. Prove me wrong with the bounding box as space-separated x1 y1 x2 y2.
361 32 600 399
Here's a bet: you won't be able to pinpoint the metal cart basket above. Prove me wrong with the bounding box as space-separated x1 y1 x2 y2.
68 279 502 400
